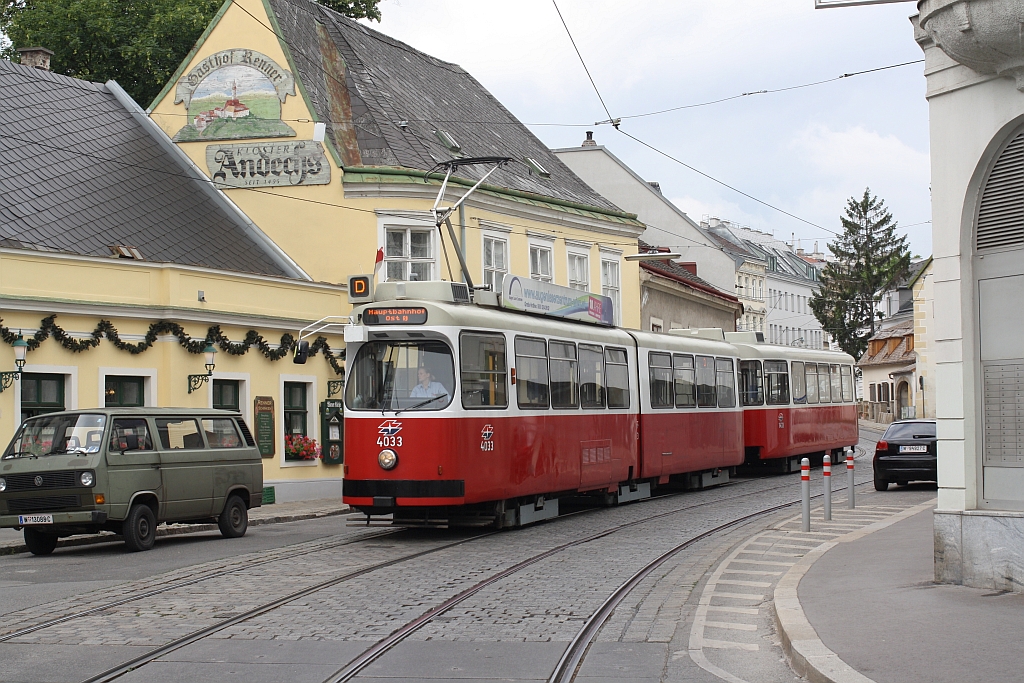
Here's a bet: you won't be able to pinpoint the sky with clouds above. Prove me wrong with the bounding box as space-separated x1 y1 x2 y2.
368 0 932 258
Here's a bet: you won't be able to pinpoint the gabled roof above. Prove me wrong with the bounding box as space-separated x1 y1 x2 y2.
638 240 739 304
858 319 916 368
0 60 304 278
267 0 622 212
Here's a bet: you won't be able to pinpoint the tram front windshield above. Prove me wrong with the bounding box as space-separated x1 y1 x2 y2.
346 340 455 412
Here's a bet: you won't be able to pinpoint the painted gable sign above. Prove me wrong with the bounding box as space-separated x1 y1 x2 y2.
173 49 297 142
206 141 330 187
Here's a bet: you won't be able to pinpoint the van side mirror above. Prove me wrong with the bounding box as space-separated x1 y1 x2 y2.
293 340 309 365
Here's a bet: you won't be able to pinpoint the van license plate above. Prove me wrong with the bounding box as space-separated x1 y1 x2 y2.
899 445 928 453
18 514 53 525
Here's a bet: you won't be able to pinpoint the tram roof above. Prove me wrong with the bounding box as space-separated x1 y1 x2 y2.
727 342 855 365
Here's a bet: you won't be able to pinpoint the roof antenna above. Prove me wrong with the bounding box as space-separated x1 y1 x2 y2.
428 156 513 292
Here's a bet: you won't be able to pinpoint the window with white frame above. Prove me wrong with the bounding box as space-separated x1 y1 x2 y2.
384 227 434 281
601 258 620 325
568 252 589 291
482 235 508 292
529 244 552 282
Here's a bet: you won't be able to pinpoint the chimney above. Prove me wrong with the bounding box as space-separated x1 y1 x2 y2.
648 181 661 193
679 262 697 276
797 247 805 256
582 131 596 147
17 47 53 71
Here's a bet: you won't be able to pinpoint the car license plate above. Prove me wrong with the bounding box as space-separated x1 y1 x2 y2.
18 514 53 525
899 445 928 453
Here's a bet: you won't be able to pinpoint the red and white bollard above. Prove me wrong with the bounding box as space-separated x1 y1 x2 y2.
847 451 856 509
801 457 811 532
823 454 832 521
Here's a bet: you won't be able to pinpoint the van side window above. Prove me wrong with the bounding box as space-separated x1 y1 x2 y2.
156 418 205 450
840 365 854 402
579 344 605 409
460 333 508 409
696 355 717 408
515 337 549 409
202 418 243 448
109 419 153 452
550 341 579 409
739 360 763 406
605 347 630 409
716 358 736 408
791 361 807 404
674 354 696 408
649 352 673 408
765 361 790 405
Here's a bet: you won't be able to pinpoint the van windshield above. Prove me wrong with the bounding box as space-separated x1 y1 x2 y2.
3 414 107 458
346 340 455 412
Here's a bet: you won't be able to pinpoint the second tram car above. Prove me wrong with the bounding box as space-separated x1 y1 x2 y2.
340 280 857 527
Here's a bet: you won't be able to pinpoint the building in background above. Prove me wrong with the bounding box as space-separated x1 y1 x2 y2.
553 133 737 295
857 320 916 424
701 219 827 348
636 242 742 333
875 258 931 331
701 225 768 335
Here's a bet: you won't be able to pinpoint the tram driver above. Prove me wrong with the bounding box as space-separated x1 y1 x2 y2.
410 365 450 400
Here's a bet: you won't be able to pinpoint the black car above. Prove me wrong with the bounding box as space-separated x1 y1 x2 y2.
873 419 937 491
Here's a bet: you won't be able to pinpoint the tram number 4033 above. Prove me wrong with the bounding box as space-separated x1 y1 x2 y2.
377 435 403 447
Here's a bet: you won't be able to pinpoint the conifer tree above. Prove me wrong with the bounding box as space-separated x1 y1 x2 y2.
810 189 911 360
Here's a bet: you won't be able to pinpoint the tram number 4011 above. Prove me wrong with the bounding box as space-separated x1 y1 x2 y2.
377 435 403 447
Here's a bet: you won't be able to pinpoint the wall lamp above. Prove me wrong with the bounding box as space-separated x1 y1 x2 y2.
0 335 28 393
187 343 217 394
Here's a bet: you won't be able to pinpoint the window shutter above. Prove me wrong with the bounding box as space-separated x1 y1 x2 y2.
977 132 1024 251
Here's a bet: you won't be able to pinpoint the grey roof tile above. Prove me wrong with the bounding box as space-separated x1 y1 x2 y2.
0 60 293 278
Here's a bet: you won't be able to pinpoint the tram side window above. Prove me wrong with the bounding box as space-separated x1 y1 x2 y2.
716 358 736 408
765 361 790 405
674 354 696 408
817 363 832 403
739 360 763 406
550 341 579 409
460 333 508 409
830 364 842 403
579 344 605 409
804 363 819 404
840 365 854 402
515 337 549 409
649 352 673 408
696 355 717 408
606 347 630 409
791 361 807 404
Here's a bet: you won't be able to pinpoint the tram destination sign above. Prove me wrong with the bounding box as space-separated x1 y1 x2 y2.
501 276 614 326
363 307 428 325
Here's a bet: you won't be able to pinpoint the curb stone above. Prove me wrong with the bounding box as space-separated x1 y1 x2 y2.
773 499 936 683
0 506 349 556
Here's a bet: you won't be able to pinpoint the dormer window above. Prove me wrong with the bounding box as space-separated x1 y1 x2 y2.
109 245 143 260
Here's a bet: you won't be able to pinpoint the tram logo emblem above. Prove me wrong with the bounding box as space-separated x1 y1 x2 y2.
378 420 403 436
481 425 494 441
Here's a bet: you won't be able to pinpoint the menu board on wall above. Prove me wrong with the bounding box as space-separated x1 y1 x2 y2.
254 396 275 458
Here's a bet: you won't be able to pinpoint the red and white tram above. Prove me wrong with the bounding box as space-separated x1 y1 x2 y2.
340 280 856 527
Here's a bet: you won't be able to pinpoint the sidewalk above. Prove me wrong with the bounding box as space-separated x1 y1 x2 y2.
0 498 348 555
775 503 1024 683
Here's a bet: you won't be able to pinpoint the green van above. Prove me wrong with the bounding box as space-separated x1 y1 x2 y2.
0 408 263 555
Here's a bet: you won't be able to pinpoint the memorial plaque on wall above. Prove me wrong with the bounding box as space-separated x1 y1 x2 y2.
254 396 275 458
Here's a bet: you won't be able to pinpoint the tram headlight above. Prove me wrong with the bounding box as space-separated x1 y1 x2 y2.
378 449 398 470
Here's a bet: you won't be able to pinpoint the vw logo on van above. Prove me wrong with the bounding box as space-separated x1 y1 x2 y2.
33 476 43 487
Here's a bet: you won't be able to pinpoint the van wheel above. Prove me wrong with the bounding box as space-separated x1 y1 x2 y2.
24 528 57 556
218 495 248 539
123 503 157 552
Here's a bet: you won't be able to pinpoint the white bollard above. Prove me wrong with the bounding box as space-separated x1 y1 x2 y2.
847 451 855 509
801 457 810 532
823 454 832 521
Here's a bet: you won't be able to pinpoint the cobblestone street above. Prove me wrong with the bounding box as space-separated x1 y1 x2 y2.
0 430 937 683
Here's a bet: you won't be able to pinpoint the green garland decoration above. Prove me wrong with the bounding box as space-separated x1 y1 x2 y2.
0 315 343 376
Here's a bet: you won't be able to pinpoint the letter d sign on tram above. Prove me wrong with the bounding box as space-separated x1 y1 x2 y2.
348 274 373 303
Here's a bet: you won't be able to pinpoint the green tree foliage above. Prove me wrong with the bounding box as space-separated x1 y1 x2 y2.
810 189 911 360
1 0 380 106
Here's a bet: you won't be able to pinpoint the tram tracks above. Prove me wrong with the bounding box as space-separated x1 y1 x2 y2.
70 464 872 683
